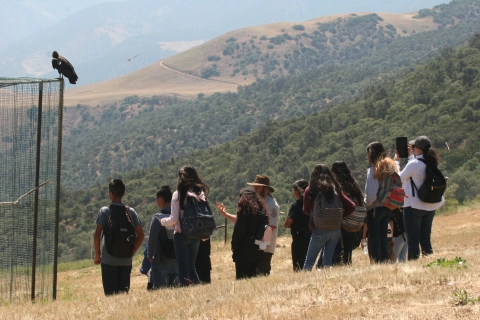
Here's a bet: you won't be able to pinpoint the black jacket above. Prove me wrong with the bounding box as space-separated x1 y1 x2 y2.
231 210 268 263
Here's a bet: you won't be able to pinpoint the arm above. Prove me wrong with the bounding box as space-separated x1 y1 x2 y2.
284 217 293 228
148 216 161 261
266 199 280 230
161 191 180 228
133 225 145 256
93 224 103 264
397 156 420 184
302 187 313 215
364 167 379 207
216 202 237 224
362 223 368 241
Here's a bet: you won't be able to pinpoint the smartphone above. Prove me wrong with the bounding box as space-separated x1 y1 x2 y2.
396 137 409 158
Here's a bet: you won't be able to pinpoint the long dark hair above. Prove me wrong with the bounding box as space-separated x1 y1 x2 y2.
366 141 386 165
367 141 397 180
421 148 440 167
309 163 341 201
330 161 364 206
237 188 263 216
177 165 209 210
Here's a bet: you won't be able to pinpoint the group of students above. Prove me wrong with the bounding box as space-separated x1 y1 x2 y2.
284 135 444 271
93 135 444 295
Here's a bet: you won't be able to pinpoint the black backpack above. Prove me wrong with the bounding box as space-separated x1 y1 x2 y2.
410 158 447 203
104 205 137 258
180 196 216 240
158 210 176 260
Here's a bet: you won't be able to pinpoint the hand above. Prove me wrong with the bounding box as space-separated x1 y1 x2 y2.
94 255 101 265
407 144 414 156
149 258 153 263
215 202 227 217
393 152 400 162
360 239 366 249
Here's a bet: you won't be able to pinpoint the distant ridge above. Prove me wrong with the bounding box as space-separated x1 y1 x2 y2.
65 11 439 106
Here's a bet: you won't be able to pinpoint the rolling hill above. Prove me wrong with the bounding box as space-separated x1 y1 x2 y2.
65 0 480 106
1 0 445 86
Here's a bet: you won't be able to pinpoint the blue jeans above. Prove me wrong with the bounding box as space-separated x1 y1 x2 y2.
403 207 435 260
174 232 200 286
101 263 132 296
151 257 178 289
366 207 392 263
303 228 341 270
392 232 408 262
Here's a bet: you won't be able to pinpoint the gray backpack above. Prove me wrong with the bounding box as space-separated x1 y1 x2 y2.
312 193 343 230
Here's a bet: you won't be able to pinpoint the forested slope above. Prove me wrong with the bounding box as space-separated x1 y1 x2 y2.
58 35 480 261
62 9 480 190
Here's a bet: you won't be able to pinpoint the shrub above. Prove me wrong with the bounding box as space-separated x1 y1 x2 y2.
260 35 268 40
385 24 397 32
201 66 220 78
223 45 235 55
293 24 305 31
226 37 237 43
207 55 221 61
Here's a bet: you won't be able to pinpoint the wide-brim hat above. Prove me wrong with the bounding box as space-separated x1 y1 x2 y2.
409 135 431 150
247 174 274 193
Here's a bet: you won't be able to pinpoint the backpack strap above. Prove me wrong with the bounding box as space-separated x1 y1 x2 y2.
410 177 417 197
410 158 426 198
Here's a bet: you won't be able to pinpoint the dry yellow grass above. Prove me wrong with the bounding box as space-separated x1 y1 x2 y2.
64 60 237 107
2 205 480 319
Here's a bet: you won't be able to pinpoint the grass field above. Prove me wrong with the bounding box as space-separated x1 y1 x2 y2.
1 204 480 319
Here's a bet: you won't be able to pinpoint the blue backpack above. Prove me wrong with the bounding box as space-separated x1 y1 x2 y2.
180 196 216 239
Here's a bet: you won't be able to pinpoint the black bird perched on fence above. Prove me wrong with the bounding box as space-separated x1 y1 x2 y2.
51 51 78 84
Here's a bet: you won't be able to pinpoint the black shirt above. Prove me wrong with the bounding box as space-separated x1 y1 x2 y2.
288 198 311 240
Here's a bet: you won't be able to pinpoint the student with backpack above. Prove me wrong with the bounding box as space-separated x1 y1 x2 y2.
364 142 398 263
216 188 269 279
160 166 212 286
93 179 145 296
147 185 177 288
331 161 366 265
284 179 311 272
302 163 344 270
394 136 445 260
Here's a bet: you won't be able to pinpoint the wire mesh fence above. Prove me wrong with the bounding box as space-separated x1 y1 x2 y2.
0 77 63 301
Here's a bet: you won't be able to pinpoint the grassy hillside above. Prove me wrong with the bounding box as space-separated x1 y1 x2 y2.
166 0 480 82
57 36 480 261
3 206 480 318
65 0 480 106
164 12 435 84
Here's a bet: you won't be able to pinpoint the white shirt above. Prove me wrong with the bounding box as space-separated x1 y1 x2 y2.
396 155 444 211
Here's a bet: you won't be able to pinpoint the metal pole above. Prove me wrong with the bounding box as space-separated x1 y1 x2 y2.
52 79 64 300
31 82 43 301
